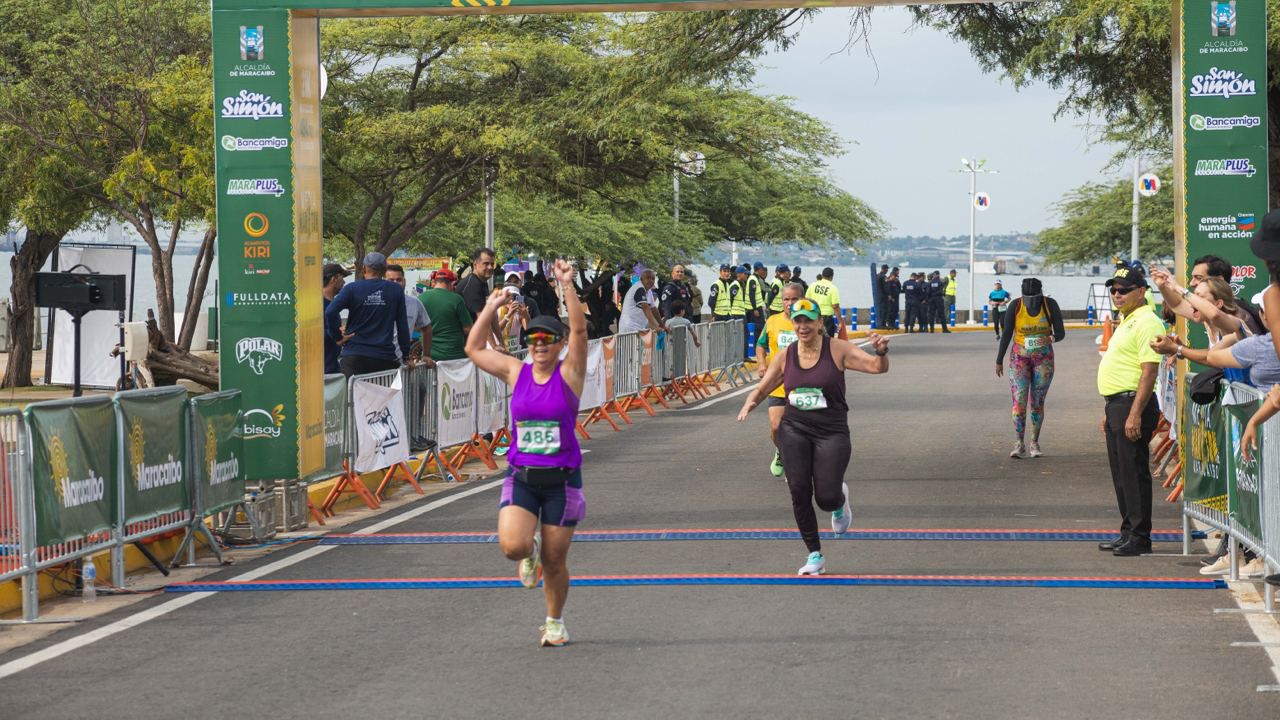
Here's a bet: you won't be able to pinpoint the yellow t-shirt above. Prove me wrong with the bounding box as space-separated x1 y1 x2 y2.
1012 300 1052 350
806 279 840 317
1097 304 1166 396
756 312 797 398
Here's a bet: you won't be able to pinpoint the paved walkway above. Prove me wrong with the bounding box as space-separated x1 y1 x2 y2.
2 330 1278 718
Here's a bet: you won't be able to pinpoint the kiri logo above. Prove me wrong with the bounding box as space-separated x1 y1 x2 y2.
243 404 286 441
221 90 284 120
235 337 283 375
221 135 289 152
227 178 286 197
1194 158 1257 178
1189 67 1256 98
240 25 264 60
1189 114 1261 131
364 407 402 456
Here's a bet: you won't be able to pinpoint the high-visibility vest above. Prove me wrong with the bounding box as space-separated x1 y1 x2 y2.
712 279 737 316
730 280 752 314
945 277 957 297
746 276 765 310
767 277 785 313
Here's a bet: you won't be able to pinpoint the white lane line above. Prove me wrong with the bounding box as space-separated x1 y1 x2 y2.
0 478 504 681
675 339 874 412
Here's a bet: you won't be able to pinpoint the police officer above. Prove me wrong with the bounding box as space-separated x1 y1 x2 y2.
901 272 921 333
659 264 693 321
928 271 950 333
747 262 767 324
766 264 792 317
707 263 739 322
883 267 901 330
735 264 763 326
874 264 889 329
792 266 808 295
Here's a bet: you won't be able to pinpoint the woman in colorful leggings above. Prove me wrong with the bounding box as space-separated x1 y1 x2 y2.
995 278 1065 458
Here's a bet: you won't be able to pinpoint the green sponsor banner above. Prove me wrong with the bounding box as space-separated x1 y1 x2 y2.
1182 0 1270 349
311 374 347 480
1182 378 1228 509
24 398 117 546
213 9 299 481
193 391 246 515
116 388 189 525
1223 396 1264 538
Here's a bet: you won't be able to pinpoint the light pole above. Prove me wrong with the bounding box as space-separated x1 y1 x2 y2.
959 157 998 325
1130 154 1141 263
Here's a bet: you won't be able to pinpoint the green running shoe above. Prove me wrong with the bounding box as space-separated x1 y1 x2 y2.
769 451 784 477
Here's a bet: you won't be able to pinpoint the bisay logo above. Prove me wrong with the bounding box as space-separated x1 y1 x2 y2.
129 419 183 492
221 90 284 120
1188 68 1256 98
235 337 282 375
243 404 286 440
48 434 105 509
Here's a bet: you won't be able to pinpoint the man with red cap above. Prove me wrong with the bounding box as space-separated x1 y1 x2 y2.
418 267 473 362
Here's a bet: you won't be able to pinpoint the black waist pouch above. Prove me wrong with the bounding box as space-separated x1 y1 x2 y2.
513 466 575 487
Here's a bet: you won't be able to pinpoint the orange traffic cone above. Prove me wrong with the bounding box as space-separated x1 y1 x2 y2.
1099 314 1114 353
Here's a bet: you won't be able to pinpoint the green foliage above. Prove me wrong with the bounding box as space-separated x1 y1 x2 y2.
1036 166 1174 265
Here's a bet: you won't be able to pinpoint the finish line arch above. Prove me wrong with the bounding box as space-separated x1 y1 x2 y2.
209 0 1266 480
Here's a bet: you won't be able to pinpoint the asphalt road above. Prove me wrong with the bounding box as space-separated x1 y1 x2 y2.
2 329 1277 719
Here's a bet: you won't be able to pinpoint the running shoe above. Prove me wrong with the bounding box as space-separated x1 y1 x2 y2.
769 451 784 477
1010 442 1025 459
797 551 826 576
831 482 852 534
1241 557 1266 579
540 618 569 647
1199 554 1230 576
1027 442 1043 458
519 534 542 589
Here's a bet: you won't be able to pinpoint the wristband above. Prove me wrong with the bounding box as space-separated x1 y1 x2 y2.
1175 345 1184 359
875 347 888 357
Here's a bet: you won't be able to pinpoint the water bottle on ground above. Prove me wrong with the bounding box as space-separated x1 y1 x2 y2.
82 560 97 603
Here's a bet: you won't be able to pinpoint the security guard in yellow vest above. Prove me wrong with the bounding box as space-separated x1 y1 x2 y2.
734 265 763 322
707 263 739 321
767 263 791 314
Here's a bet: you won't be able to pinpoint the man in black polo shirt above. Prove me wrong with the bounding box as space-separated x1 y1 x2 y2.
457 247 496 320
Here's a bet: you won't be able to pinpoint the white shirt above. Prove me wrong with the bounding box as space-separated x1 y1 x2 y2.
618 283 657 333
394 293 432 360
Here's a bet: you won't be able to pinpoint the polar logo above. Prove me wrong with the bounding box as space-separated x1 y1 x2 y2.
365 407 401 456
235 337 282 375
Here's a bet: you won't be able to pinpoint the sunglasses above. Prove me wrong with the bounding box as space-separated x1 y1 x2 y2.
1109 285 1140 296
525 331 563 346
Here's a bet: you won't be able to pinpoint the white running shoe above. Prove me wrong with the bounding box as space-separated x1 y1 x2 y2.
1010 442 1026 459
831 483 852 534
1199 554 1230 576
1242 557 1266 579
519 534 542 589
1028 442 1043 458
798 551 826 576
540 618 569 647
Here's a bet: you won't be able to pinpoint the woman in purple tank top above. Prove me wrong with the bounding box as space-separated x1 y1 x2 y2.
466 259 586 648
736 298 890 576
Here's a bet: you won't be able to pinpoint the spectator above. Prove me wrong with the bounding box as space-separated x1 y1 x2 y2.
418 268 473 362
1151 290 1280 390
457 247 496 320
324 252 410 377
664 301 700 347
659 264 693 320
618 268 661 333
1161 255 1264 334
321 263 351 375
686 270 704 324
386 263 433 363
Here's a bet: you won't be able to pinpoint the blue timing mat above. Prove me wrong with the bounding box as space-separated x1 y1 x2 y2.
318 528 1202 546
166 574 1228 593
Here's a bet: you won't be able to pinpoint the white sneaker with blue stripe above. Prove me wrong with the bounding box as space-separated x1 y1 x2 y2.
831 483 852 534
798 551 826 576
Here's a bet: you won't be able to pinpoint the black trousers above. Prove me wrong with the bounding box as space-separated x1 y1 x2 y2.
1103 394 1160 541
884 298 899 328
991 309 1005 336
903 302 917 331
339 354 400 378
777 417 852 553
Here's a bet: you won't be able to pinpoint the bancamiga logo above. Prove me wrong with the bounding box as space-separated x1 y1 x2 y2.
227 178 285 197
1188 67 1256 98
1189 114 1261 131
221 90 284 120
243 404 286 441
221 135 288 152
48 434 105 509
1194 158 1257 178
235 337 283 375
364 407 402 456
129 419 183 492
225 291 292 308
439 382 474 422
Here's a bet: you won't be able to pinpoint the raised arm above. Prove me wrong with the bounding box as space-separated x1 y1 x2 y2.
840 333 888 374
554 259 588 396
465 289 524 386
1150 269 1198 323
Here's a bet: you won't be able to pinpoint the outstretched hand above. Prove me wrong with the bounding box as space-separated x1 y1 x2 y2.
484 288 509 313
866 333 889 356
552 258 576 285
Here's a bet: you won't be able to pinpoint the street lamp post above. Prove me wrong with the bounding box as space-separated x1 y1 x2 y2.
960 157 998 325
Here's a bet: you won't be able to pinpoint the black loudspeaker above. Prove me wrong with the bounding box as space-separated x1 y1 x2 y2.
34 272 127 314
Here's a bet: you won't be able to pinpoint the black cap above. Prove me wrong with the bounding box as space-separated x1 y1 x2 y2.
323 263 351 281
1252 209 1280 261
523 315 567 338
1105 265 1148 288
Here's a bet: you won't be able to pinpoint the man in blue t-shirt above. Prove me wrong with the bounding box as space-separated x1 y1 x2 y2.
323 251 410 377
988 280 1011 340
321 263 351 374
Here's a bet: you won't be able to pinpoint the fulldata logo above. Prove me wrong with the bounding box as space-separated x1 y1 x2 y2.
129 419 183 492
240 25 264 60
221 135 288 152
1194 158 1257 178
1211 1 1236 37
236 337 283 375
243 404 286 440
225 291 293 307
1189 114 1261 131
48 434 105 509
227 178 286 197
221 90 284 120
1188 68 1255 98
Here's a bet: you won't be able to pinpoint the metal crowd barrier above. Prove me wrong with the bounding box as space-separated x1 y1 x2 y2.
613 331 642 399
403 363 436 452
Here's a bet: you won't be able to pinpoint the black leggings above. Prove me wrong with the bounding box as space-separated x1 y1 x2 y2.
777 417 852 552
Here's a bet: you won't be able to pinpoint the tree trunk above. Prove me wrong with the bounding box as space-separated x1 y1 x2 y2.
177 228 216 351
2 229 66 388
141 310 219 389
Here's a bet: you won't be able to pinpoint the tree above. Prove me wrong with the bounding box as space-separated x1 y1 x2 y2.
1035 165 1175 265
0 0 216 350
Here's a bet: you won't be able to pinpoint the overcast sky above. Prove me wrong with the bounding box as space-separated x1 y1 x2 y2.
748 7 1124 238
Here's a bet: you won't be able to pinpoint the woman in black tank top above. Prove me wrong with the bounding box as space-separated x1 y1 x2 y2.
738 298 890 575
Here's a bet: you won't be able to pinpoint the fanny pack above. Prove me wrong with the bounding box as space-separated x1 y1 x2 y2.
512 465 576 488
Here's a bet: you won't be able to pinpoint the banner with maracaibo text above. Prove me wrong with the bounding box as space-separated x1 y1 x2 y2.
1223 396 1264 539
25 397 117 546
1182 379 1228 510
192 390 246 516
116 387 189 525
